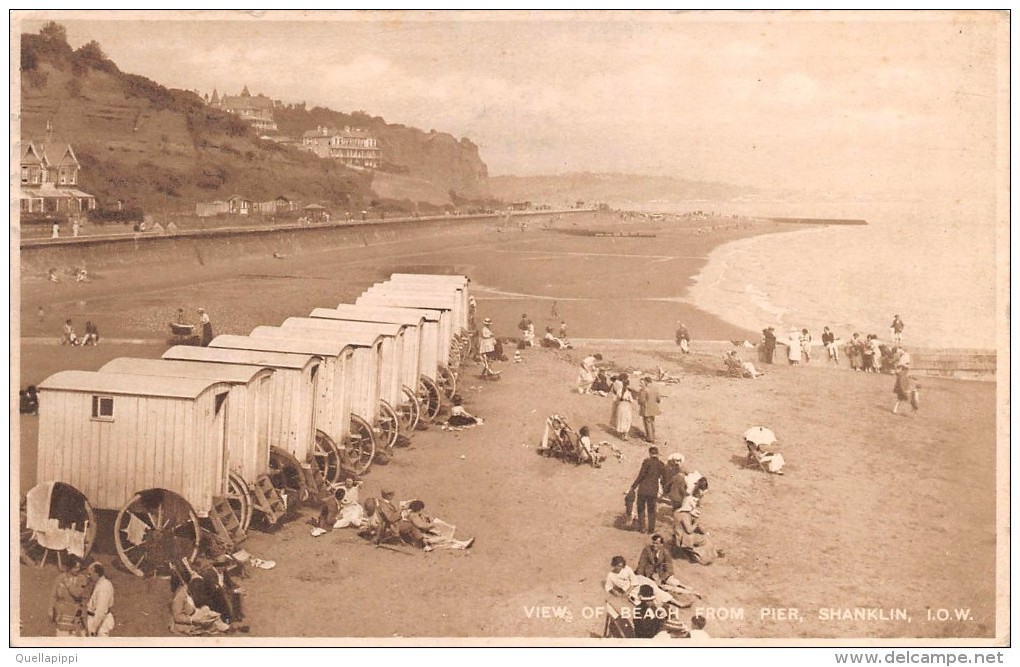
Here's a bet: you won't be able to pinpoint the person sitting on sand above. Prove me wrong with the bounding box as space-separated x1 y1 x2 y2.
746 440 785 474
61 319 79 346
168 563 232 636
577 426 603 467
591 369 613 395
543 327 570 349
403 500 475 551
82 320 100 346
724 350 764 378
446 394 483 427
636 533 684 590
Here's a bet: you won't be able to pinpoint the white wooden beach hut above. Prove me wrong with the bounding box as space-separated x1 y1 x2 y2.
280 317 408 446
311 305 444 424
35 370 232 576
385 274 470 330
161 345 328 492
209 334 375 477
247 327 387 460
355 291 461 397
98 357 281 530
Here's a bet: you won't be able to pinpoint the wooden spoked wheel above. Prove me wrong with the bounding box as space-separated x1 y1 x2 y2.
114 488 200 578
344 414 377 476
418 375 443 423
398 385 421 431
377 400 401 451
225 471 253 532
20 482 97 568
312 430 344 484
269 446 310 506
437 365 458 399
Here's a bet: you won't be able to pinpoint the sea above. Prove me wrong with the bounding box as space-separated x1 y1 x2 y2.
639 197 1000 351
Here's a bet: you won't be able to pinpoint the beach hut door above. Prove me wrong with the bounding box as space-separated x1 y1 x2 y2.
214 392 229 491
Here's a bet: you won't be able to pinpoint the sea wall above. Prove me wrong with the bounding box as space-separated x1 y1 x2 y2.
19 210 589 276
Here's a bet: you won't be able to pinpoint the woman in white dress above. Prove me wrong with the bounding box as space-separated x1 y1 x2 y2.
612 374 634 440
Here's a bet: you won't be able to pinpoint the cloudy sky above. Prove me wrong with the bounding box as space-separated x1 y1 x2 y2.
22 10 1007 197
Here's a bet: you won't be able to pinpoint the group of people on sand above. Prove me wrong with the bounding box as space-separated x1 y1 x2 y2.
759 315 910 372
48 556 115 637
61 318 100 346
311 486 475 553
575 354 663 443
603 446 717 638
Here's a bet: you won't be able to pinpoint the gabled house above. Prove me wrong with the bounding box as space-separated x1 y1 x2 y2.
19 138 96 215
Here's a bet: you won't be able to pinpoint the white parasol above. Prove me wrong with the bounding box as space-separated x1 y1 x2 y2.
743 426 777 447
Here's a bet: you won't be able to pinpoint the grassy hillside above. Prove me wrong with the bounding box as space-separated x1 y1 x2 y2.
19 24 488 213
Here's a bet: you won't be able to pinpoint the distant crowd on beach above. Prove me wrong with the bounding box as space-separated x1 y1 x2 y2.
757 314 909 374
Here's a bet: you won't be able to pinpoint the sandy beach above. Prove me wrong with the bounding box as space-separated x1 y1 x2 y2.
15 215 999 641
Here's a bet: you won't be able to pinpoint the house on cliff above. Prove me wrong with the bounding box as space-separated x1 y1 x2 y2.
210 86 279 133
301 125 381 169
19 136 96 216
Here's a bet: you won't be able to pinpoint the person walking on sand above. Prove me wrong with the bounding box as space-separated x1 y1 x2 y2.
762 327 777 364
637 376 662 443
890 315 905 345
198 308 213 347
612 373 634 440
675 323 690 354
629 446 667 534
479 318 496 360
892 366 920 415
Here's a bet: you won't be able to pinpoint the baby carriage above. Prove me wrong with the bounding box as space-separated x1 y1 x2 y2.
537 415 602 467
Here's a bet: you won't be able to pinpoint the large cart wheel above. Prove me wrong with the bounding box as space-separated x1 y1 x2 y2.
225 471 254 532
313 430 344 484
398 385 421 431
20 482 97 568
438 364 458 399
344 414 377 476
269 446 310 506
377 400 400 451
418 375 443 423
114 488 200 578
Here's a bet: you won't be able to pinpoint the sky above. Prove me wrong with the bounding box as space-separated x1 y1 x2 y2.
19 10 1008 198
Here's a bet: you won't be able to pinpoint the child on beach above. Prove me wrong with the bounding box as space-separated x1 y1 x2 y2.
892 367 920 415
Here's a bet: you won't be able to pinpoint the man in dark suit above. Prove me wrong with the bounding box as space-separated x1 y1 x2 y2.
632 585 664 638
630 447 666 533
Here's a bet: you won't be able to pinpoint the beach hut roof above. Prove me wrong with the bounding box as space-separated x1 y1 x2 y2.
328 304 441 323
249 326 383 349
357 292 457 311
163 345 320 370
213 334 356 358
39 370 226 399
100 357 272 384
282 317 402 337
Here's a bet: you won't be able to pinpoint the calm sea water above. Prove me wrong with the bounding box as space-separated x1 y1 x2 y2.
657 198 999 350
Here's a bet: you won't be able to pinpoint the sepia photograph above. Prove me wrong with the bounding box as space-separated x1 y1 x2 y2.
9 8 1010 655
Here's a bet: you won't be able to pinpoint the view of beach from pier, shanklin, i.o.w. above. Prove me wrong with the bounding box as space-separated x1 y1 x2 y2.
11 9 1009 661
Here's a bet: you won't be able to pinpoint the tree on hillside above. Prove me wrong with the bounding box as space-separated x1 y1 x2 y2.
40 21 68 44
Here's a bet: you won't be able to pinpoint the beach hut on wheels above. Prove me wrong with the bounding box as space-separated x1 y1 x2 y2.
162 345 326 504
387 273 471 328
310 305 438 426
378 277 474 361
29 371 233 577
369 281 469 338
246 327 389 462
98 357 283 532
312 305 444 424
355 291 461 398
279 317 409 447
209 334 376 478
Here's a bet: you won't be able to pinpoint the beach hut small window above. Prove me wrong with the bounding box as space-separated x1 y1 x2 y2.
91 395 114 421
